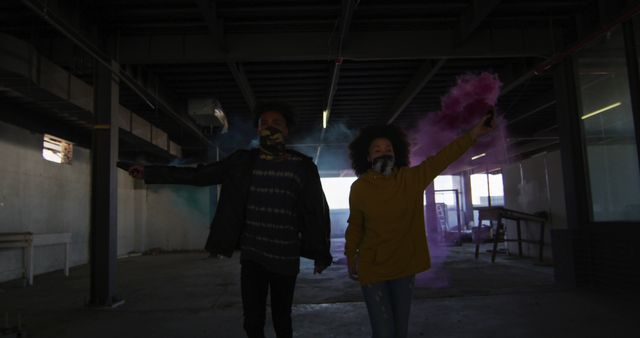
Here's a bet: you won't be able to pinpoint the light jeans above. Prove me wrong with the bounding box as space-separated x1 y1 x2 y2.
361 275 415 338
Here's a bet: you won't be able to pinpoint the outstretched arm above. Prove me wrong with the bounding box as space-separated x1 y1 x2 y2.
411 111 497 190
128 153 238 186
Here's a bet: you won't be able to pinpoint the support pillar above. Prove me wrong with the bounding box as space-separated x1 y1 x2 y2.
89 60 121 307
551 57 591 288
425 184 439 241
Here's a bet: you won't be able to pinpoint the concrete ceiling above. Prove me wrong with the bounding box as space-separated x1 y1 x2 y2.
0 0 629 171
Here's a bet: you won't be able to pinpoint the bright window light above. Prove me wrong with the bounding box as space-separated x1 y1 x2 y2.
320 176 357 209
471 173 504 206
42 134 73 164
434 175 455 190
434 175 457 206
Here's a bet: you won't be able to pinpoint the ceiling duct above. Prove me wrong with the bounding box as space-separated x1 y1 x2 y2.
187 98 228 135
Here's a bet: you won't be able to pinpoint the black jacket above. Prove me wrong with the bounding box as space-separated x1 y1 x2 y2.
144 148 333 267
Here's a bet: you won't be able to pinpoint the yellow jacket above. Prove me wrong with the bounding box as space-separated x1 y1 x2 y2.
345 134 474 285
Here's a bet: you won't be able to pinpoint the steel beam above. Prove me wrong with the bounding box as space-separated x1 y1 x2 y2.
19 0 211 147
505 92 556 125
195 0 256 113
195 0 226 51
384 59 446 124
227 62 256 112
116 27 554 64
457 0 502 43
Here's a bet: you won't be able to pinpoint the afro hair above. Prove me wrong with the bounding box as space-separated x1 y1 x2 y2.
253 101 296 129
348 124 410 176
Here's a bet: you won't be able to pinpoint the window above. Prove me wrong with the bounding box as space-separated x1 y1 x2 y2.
471 171 504 226
42 134 73 164
320 176 357 210
470 171 504 207
434 175 463 231
576 26 640 221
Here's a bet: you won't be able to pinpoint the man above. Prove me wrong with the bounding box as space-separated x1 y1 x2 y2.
128 102 332 338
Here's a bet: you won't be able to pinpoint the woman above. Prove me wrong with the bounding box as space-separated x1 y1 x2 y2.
345 113 495 338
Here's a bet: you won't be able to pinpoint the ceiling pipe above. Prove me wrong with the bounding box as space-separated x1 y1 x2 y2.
322 0 356 136
317 0 357 164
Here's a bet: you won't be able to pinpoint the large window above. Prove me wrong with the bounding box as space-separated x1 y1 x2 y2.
320 176 357 210
470 171 504 207
576 26 640 221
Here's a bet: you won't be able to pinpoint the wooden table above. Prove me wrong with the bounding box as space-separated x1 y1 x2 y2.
0 232 72 285
473 207 547 263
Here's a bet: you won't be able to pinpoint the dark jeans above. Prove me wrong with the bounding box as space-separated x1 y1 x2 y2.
241 260 297 338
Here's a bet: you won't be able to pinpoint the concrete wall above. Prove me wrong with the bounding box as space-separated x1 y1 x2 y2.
0 121 91 281
502 151 567 261
0 120 214 283
143 184 213 251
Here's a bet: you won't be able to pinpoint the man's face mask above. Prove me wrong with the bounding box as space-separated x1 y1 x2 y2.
259 126 286 155
371 154 395 176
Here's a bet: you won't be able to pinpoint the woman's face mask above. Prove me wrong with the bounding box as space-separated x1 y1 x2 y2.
371 154 395 176
368 137 395 176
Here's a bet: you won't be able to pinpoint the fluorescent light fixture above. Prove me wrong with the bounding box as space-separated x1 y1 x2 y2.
471 153 486 161
322 110 328 129
581 102 621 120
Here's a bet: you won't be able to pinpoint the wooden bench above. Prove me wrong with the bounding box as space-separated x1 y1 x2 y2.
0 232 72 286
473 207 547 263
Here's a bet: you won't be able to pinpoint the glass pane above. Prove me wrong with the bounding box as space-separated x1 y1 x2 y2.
470 173 489 206
576 26 640 221
434 175 462 230
470 172 504 207
488 172 504 206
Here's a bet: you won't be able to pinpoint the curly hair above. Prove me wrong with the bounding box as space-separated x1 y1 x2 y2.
348 124 410 176
253 101 296 128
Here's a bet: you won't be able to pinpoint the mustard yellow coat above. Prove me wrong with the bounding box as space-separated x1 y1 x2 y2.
345 134 473 285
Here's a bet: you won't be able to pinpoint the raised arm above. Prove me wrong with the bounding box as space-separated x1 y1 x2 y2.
409 112 496 190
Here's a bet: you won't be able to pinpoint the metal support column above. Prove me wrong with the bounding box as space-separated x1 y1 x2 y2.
622 21 640 173
89 59 122 307
554 59 590 229
424 184 439 241
551 56 591 288
461 171 474 226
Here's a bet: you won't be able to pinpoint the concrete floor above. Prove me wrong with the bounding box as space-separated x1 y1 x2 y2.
1 240 638 338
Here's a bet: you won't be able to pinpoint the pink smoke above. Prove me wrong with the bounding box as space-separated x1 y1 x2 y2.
409 72 508 172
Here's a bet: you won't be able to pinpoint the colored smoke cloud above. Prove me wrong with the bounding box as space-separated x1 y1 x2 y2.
408 72 508 173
